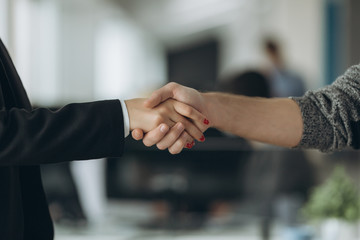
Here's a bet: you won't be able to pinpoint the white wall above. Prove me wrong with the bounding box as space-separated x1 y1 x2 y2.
6 0 61 105
5 0 166 106
13 0 38 100
0 0 10 46
58 2 97 103
94 14 166 100
28 0 60 105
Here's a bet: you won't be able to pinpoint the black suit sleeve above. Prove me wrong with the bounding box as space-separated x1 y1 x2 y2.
0 99 124 165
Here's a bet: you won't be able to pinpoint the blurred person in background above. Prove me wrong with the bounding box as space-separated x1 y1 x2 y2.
264 38 306 98
219 70 271 98
0 38 209 240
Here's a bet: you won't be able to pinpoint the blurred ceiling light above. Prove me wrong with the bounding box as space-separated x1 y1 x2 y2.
116 0 247 41
160 0 246 34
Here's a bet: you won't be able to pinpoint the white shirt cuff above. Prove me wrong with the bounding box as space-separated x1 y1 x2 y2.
120 100 130 138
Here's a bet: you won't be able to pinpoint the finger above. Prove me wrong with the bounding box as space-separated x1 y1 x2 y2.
156 122 186 150
144 82 178 108
142 124 170 147
132 129 144 140
173 101 210 132
168 132 194 155
170 115 205 142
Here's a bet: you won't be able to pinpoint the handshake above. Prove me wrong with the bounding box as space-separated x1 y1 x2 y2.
124 82 213 154
124 82 303 152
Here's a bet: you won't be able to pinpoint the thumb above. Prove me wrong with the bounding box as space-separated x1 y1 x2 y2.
144 83 177 108
143 92 163 108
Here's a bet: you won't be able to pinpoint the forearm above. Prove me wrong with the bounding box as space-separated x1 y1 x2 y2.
143 63 360 152
202 92 303 147
0 100 124 165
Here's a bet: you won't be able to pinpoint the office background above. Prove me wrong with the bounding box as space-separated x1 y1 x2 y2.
1 0 360 239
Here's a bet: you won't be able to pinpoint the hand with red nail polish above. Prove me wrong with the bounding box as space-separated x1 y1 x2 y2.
144 82 213 125
127 98 210 154
131 82 214 154
130 82 219 153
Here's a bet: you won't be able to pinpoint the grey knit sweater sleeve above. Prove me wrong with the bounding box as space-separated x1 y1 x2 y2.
292 63 360 152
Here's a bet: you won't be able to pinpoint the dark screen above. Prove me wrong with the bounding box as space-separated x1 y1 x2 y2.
167 40 218 91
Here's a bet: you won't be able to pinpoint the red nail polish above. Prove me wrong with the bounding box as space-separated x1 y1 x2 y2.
203 119 209 125
200 136 205 142
186 143 192 149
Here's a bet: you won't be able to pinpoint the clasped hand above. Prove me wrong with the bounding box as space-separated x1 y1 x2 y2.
125 95 209 154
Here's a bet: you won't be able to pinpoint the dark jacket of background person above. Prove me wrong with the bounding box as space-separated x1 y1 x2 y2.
264 39 306 98
0 39 125 240
218 71 271 98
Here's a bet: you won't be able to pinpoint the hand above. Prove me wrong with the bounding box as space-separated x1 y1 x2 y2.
132 83 212 153
125 98 207 153
132 122 200 154
144 82 209 119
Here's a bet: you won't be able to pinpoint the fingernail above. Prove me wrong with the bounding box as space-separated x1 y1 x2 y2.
135 132 141 139
177 123 184 131
160 124 168 133
186 143 192 149
200 136 205 142
203 119 210 125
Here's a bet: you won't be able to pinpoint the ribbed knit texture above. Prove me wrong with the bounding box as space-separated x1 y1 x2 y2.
292 63 360 152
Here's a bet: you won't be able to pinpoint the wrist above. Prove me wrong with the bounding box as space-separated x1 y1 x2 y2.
201 92 220 128
124 99 140 131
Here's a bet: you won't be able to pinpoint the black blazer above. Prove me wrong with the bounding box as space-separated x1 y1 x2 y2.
0 39 125 240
